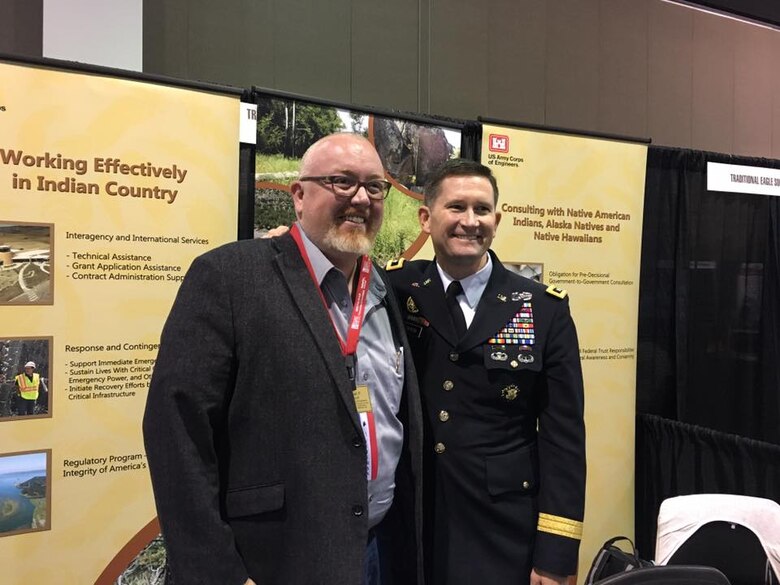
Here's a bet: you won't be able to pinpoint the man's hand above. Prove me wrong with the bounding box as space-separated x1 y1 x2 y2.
262 225 290 238
530 567 569 585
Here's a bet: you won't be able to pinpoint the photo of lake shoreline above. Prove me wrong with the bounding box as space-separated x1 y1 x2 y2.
0 452 49 537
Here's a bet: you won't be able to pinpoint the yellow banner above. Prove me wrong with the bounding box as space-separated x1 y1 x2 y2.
0 61 240 583
482 125 648 579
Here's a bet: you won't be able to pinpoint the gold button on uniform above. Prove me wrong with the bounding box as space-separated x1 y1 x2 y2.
434 442 446 454
442 380 454 391
522 481 530 490
449 352 459 362
439 410 450 422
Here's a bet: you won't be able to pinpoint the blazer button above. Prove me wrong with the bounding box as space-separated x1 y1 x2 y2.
449 352 459 362
352 505 364 517
434 442 446 454
522 481 530 490
439 410 450 422
442 380 454 391
352 436 362 448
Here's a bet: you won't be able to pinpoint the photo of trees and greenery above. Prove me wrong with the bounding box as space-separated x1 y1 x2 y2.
253 96 461 265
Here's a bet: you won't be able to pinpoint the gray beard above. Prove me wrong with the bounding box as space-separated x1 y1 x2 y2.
323 226 374 256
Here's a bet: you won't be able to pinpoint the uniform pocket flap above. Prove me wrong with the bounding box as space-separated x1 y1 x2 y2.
485 445 538 497
225 482 285 518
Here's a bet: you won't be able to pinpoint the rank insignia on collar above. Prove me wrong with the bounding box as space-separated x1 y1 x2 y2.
406 297 419 314
497 293 507 302
385 257 405 271
501 385 519 401
546 285 567 299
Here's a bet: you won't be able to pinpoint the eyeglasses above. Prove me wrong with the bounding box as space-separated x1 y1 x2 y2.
298 175 392 200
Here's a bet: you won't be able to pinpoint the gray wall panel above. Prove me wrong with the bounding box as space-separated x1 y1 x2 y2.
418 0 431 113
648 2 693 148
597 0 648 138
733 24 773 157
143 0 189 79
428 0 488 119
351 0 419 113
691 12 735 153
186 0 274 89
271 0 351 102
545 0 599 132
33 0 771 158
773 34 780 158
0 0 43 57
486 0 547 125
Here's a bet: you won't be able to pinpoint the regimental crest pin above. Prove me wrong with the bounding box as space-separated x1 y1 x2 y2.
412 282 420 287
497 293 507 302
423 278 432 286
406 297 419 314
501 385 519 401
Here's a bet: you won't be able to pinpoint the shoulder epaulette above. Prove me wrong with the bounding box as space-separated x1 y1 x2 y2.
545 285 568 299
385 257 405 271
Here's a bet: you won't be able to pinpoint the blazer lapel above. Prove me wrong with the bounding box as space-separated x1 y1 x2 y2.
271 234 362 434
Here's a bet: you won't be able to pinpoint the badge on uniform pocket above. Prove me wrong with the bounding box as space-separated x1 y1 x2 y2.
484 344 542 371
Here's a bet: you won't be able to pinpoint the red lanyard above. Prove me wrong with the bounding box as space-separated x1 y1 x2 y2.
290 224 372 358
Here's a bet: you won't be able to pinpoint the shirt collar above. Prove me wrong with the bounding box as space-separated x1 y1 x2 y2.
436 252 493 309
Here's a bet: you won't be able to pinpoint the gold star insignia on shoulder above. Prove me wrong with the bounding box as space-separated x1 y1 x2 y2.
545 285 567 299
385 257 405 271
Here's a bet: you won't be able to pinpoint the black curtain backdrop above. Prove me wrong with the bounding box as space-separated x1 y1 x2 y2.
635 146 780 557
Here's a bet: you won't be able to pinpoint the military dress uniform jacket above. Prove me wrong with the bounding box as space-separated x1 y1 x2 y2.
387 251 585 585
143 234 424 585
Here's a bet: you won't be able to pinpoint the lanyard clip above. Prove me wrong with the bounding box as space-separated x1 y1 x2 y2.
345 353 356 382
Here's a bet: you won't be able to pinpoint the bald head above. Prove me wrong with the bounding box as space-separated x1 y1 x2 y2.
298 133 380 178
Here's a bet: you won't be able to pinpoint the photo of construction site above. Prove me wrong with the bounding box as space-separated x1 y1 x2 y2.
0 223 52 305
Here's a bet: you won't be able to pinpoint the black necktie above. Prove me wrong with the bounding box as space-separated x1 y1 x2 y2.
446 281 467 338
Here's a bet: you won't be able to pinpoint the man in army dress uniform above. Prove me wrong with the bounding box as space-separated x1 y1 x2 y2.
386 159 585 585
